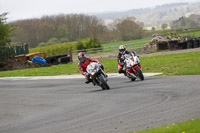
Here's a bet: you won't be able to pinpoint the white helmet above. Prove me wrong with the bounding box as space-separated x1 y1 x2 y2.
119 45 126 54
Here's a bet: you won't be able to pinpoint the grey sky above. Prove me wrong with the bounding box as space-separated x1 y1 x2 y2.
0 0 198 21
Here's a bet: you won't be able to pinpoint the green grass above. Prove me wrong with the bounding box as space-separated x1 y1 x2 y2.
179 30 200 37
102 51 200 76
29 42 77 57
0 51 199 77
0 63 79 77
128 118 200 133
102 38 151 47
140 52 200 76
29 38 150 57
28 29 200 57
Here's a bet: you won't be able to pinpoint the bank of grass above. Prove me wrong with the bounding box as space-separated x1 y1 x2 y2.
128 118 200 133
140 51 200 76
29 42 77 57
29 38 151 57
102 52 200 76
0 51 199 77
179 29 200 37
102 38 151 47
0 63 79 77
28 29 200 57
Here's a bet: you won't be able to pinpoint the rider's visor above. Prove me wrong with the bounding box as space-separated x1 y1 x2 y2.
79 57 85 62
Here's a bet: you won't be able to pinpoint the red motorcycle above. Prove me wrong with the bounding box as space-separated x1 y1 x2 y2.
122 54 144 81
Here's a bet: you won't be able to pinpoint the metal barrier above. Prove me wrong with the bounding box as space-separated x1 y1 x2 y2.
0 43 29 59
71 41 148 62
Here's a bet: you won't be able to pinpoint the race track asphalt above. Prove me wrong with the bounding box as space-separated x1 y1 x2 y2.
0 75 200 133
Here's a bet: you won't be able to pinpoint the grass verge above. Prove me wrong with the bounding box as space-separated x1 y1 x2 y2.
128 118 200 133
0 51 199 77
102 38 151 47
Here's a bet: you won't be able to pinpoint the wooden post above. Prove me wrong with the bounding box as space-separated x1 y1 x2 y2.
70 50 73 63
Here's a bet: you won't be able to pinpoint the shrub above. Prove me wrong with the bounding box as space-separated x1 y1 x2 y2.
76 37 102 50
0 61 6 68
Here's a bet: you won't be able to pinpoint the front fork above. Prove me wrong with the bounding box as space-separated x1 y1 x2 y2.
125 67 136 78
126 64 142 77
92 69 107 86
100 68 107 81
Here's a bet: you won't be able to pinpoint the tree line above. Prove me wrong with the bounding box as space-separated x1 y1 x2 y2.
170 15 200 30
10 14 144 48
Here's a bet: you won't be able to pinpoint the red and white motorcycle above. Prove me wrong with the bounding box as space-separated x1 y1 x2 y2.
122 54 144 81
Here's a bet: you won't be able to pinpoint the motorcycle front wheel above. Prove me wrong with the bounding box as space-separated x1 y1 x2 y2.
98 74 110 90
135 67 144 80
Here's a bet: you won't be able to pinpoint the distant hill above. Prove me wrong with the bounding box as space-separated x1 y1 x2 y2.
90 2 200 26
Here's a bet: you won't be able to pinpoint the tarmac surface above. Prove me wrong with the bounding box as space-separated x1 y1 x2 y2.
0 75 200 133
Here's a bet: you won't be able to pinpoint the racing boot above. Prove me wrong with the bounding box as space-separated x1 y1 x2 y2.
123 70 127 76
85 79 92 84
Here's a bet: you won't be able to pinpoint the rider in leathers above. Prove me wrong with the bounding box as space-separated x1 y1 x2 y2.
117 45 136 75
78 52 101 84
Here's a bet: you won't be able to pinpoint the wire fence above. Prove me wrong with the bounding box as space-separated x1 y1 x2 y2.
71 41 148 62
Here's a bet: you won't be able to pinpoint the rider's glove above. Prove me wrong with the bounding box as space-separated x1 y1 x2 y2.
85 72 89 77
98 62 102 65
118 60 124 65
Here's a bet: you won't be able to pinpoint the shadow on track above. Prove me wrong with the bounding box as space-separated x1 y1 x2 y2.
86 77 159 93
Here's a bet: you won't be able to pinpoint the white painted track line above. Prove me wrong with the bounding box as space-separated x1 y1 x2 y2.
0 73 162 80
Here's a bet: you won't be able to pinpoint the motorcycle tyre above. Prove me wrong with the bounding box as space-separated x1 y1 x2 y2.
135 67 144 80
131 77 136 81
98 74 110 90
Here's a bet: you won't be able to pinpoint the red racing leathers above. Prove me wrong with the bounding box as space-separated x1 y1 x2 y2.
117 50 134 74
78 57 100 80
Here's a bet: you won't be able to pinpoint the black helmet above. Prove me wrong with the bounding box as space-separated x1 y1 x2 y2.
78 52 86 62
132 50 136 56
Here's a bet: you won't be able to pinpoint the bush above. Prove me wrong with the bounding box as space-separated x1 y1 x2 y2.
38 42 48 47
47 38 59 45
60 38 69 43
76 37 102 50
0 61 6 68
76 40 85 50
30 42 76 57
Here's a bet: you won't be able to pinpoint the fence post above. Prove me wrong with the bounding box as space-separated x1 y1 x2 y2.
70 50 73 63
25 43 29 54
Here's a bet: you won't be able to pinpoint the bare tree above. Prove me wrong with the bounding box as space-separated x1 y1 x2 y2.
11 14 107 48
114 17 144 41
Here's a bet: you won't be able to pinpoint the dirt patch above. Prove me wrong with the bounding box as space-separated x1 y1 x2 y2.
0 57 37 71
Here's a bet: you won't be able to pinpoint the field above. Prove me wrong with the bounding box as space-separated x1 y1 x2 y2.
4 28 200 77
28 28 200 58
102 38 151 47
0 51 199 77
29 42 77 57
29 38 150 57
179 29 200 37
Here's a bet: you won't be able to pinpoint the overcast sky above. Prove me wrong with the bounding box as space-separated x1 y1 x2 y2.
0 0 199 21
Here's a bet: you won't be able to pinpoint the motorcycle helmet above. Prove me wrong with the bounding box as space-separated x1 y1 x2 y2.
78 52 86 63
132 50 136 56
119 45 126 54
